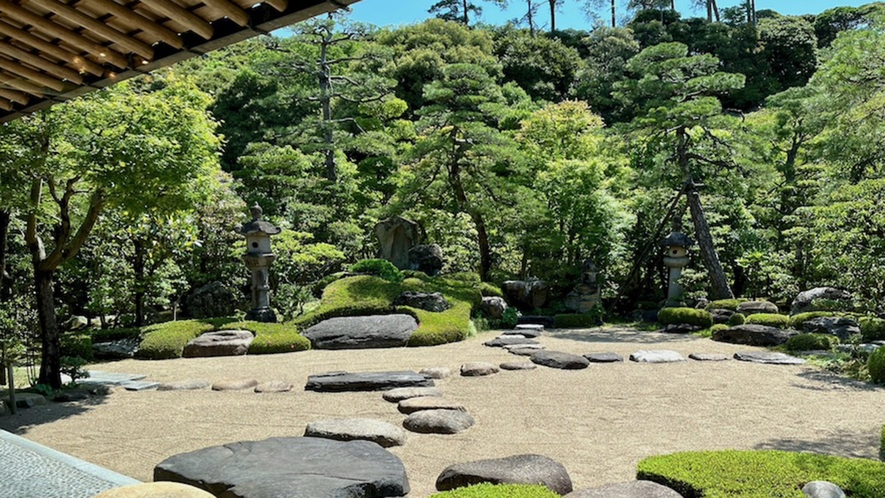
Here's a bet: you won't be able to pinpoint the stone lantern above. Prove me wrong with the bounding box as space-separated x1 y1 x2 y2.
238 204 281 323
659 223 694 308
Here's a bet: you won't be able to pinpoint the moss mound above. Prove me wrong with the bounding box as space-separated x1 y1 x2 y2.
789 311 836 329
745 313 790 329
785 333 839 352
658 308 713 328
428 484 560 497
728 313 746 326
137 319 310 359
705 299 748 311
637 450 885 497
869 347 885 384
137 321 215 360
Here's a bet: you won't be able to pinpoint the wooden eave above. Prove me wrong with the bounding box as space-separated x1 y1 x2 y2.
0 0 360 122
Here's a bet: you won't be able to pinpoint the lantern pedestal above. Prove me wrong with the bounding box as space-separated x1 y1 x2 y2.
237 204 282 324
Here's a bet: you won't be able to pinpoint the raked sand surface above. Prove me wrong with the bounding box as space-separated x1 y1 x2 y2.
2 326 884 497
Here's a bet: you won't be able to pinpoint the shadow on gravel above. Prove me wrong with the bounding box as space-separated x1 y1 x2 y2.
754 428 880 459
545 326 707 344
790 369 884 393
0 394 108 435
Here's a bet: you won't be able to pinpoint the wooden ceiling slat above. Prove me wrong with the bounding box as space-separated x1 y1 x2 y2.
0 19 105 76
263 0 287 13
201 0 248 26
28 0 154 59
0 41 84 83
0 87 27 105
0 0 128 68
0 54 66 91
136 0 214 40
0 73 45 97
0 97 13 111
79 0 183 49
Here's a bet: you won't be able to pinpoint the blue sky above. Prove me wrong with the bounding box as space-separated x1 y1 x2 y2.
346 1 871 29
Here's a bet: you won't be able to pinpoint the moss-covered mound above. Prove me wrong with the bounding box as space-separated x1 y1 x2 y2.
745 313 790 329
705 299 749 311
658 308 714 328
428 483 560 497
789 311 836 329
637 450 885 497
137 319 310 359
785 333 839 352
293 273 481 347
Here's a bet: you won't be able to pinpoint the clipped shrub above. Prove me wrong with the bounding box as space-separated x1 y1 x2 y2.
401 277 429 292
479 282 504 298
136 320 214 360
60 333 93 361
789 311 836 329
219 321 310 355
860 317 885 342
710 324 729 333
637 450 885 497
728 313 746 326
785 333 839 352
350 259 402 283
428 483 560 498
705 299 748 311
658 307 713 328
745 313 790 329
554 313 599 329
91 327 141 344
869 347 885 384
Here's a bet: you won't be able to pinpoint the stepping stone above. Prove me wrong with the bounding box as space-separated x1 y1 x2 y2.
119 381 160 391
155 437 409 498
436 454 573 495
420 367 452 379
382 387 443 403
629 350 686 363
84 371 146 385
484 336 539 348
505 344 545 356
54 389 90 402
92 482 214 497
212 378 259 391
689 353 730 362
254 380 292 393
499 361 537 371
564 480 682 497
304 418 406 448
398 396 465 414
460 362 499 377
583 352 623 363
531 351 590 370
713 324 798 346
733 351 806 365
305 371 433 392
158 380 210 391
502 326 542 338
303 315 418 350
403 409 475 434
516 323 545 332
183 330 254 358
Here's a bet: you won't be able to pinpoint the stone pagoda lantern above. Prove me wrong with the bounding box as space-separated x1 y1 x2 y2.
659 222 694 308
238 204 281 322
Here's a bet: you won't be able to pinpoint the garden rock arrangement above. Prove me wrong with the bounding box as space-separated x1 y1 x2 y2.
305 371 433 392
689 353 730 362
253 380 292 393
803 317 860 341
435 454 573 495
483 335 539 347
303 315 419 349
154 437 409 498
183 330 253 358
712 324 798 346
500 361 537 370
802 481 846 498
211 378 258 391
158 380 210 391
304 418 406 448
564 480 683 497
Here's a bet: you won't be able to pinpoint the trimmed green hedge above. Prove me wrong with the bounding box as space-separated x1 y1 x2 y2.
785 333 839 352
136 321 214 360
637 450 885 497
658 308 714 328
860 318 885 342
745 313 790 329
789 311 836 329
869 347 885 384
91 327 141 343
428 484 560 497
706 299 748 311
554 313 599 329
728 313 746 326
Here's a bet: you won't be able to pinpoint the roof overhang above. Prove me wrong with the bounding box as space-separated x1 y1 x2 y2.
0 0 360 123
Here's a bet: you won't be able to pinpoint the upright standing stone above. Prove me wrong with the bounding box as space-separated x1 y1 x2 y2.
374 216 422 270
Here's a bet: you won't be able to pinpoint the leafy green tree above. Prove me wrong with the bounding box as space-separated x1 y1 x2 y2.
813 3 884 48
429 0 507 24
493 28 583 102
571 26 640 123
758 16 819 94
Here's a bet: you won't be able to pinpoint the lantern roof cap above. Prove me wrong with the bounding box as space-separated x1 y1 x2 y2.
659 231 693 248
238 204 281 236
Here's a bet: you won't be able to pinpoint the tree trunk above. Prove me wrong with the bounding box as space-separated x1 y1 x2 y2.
548 0 556 31
0 209 9 301
448 133 492 282
687 190 734 299
706 0 713 22
34 267 62 388
611 0 616 27
133 238 146 327
462 0 470 24
712 0 720 22
319 32 337 182
527 0 536 37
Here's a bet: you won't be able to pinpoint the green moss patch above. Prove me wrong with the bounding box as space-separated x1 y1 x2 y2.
728 313 746 326
219 321 311 354
785 333 839 352
789 311 836 329
745 313 790 329
136 320 214 360
658 308 714 328
637 450 885 497
428 484 560 497
705 299 749 311
136 319 311 359
869 347 885 384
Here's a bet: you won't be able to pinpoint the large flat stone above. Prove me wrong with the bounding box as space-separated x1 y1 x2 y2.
564 480 682 497
629 350 686 363
119 381 160 392
183 330 254 358
484 336 539 348
402 409 475 434
531 351 590 370
460 362 499 377
304 418 406 448
84 371 146 385
305 371 433 392
303 315 418 350
436 454 573 495
155 437 409 498
733 351 807 365
689 353 730 362
712 324 798 346
584 352 623 363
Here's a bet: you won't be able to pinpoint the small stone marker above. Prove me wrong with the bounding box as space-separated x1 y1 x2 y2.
583 352 623 363
733 351 806 365
629 350 686 363
211 378 259 391
460 362 499 377
119 381 160 391
382 386 443 403
254 380 292 393
531 351 590 370
182 330 254 358
484 336 539 347
419 367 452 379
403 409 475 434
158 380 210 391
688 353 730 362
435 454 573 495
398 396 466 414
564 480 682 497
499 361 536 371
304 418 406 448
305 371 433 392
